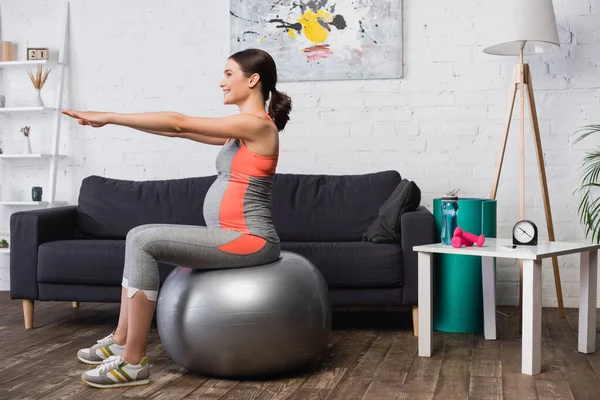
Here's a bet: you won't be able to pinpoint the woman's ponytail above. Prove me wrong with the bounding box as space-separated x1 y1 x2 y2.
268 88 292 131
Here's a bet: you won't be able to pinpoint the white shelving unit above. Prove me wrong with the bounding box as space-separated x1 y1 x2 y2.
0 201 67 206
0 1 70 255
0 60 57 68
0 153 65 159
0 106 56 113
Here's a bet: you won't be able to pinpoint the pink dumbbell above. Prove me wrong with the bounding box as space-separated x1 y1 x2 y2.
454 227 485 247
452 236 471 248
451 236 474 248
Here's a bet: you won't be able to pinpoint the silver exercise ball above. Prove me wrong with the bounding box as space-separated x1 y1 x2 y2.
156 251 332 379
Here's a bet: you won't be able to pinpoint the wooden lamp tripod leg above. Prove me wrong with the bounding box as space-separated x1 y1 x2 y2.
490 65 520 200
518 57 526 321
490 64 524 324
490 63 565 319
524 65 565 318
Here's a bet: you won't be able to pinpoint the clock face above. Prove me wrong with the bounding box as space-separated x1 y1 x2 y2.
514 221 535 243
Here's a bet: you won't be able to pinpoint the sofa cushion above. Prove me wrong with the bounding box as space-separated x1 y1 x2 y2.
362 179 421 243
272 170 402 242
38 240 402 290
76 170 403 241
76 175 217 239
281 242 403 289
37 240 176 285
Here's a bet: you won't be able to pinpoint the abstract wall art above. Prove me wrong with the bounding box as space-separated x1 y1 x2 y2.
230 0 403 81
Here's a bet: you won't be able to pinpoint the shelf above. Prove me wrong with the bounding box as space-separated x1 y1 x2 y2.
0 106 57 113
0 60 57 68
0 153 66 159
0 201 67 206
0 248 9 254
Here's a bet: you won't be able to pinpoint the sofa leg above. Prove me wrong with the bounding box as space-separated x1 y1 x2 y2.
72 302 79 308
412 306 418 336
23 300 34 329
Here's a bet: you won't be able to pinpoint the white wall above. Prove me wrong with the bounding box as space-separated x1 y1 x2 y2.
0 0 599 307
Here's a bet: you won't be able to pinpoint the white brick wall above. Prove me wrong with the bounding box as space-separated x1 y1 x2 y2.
1 0 600 308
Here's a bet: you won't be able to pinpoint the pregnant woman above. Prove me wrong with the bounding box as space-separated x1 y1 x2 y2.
62 48 292 388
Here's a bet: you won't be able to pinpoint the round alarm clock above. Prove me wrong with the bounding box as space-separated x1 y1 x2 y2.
512 220 538 246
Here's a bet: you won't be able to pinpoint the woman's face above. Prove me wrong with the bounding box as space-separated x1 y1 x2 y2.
220 58 256 105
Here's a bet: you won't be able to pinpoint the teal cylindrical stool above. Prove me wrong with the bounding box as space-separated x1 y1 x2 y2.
432 198 497 333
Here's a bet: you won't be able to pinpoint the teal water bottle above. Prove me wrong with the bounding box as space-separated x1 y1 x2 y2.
441 190 459 245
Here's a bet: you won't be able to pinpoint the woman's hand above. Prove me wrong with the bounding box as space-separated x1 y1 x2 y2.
62 110 112 128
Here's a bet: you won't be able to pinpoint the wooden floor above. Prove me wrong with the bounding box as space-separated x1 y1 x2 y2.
1 293 600 399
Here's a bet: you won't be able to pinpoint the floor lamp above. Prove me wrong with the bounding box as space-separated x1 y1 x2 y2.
483 0 565 317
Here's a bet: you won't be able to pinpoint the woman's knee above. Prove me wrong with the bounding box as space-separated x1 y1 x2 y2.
126 224 155 241
126 224 164 245
126 225 146 242
126 228 162 256
127 229 148 248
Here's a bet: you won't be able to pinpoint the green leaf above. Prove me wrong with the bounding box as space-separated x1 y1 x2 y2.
581 183 600 189
573 125 600 145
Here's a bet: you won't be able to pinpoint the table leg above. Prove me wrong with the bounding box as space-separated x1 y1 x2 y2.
482 256 497 340
418 252 432 357
522 259 542 375
579 250 598 354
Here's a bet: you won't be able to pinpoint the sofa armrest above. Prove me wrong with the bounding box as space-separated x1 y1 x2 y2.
400 206 437 304
10 206 78 300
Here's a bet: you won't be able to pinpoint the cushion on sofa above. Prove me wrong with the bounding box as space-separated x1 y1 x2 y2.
76 171 403 241
272 170 403 241
362 179 421 243
37 240 176 285
76 175 217 239
38 240 403 290
281 241 403 288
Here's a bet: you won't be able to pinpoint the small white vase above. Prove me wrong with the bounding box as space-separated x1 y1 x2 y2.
23 137 32 154
33 89 44 107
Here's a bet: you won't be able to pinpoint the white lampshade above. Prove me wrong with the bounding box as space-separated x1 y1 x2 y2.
483 0 560 56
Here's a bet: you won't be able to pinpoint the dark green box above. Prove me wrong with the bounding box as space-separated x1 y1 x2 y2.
432 198 497 333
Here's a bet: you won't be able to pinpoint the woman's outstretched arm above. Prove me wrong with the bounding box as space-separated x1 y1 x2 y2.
132 127 227 146
62 110 271 142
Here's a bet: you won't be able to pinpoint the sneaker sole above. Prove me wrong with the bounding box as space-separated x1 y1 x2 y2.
77 353 105 365
81 376 150 388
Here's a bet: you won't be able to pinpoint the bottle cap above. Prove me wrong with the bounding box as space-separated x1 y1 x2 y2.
442 188 460 201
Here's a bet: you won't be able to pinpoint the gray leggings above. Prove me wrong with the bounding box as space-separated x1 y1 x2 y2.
121 224 281 301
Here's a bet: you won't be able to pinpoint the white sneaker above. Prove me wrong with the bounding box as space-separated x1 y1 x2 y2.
77 332 125 365
81 355 150 388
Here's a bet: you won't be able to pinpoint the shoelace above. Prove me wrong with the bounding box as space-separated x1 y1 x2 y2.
102 355 119 364
98 356 124 374
93 332 114 349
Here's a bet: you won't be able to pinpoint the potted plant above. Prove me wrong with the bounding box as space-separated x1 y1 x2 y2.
574 125 600 242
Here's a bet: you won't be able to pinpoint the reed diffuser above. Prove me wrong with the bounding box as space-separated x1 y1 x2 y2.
26 65 51 107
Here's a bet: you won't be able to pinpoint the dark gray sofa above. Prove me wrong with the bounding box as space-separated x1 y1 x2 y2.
9 170 436 331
